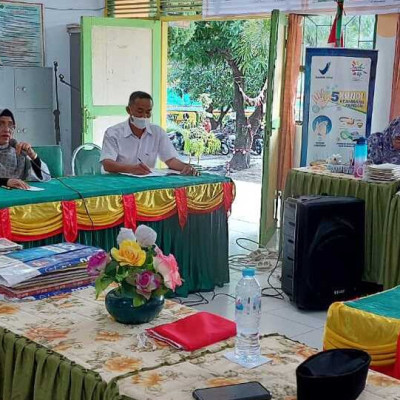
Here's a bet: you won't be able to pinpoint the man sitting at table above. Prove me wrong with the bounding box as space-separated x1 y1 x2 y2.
0 108 50 189
101 91 198 176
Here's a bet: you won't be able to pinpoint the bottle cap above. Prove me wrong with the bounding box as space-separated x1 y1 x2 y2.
356 137 367 145
242 267 256 277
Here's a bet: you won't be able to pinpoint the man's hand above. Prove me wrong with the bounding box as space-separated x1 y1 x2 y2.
15 142 37 159
7 179 30 189
130 163 151 175
165 158 200 176
180 164 199 176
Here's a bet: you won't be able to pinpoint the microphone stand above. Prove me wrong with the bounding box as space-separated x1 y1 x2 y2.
53 61 61 145
59 74 81 93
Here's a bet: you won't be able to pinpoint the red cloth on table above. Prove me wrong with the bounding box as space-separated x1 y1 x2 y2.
146 311 236 351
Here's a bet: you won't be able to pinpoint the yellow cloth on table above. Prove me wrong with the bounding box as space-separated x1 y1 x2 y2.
324 287 400 366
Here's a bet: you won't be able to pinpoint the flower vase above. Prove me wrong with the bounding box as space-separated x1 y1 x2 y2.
105 288 165 324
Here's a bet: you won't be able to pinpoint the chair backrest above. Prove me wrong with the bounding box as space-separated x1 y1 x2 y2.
33 145 63 177
71 143 102 176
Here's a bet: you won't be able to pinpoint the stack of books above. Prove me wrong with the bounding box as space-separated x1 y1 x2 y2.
365 164 400 181
0 243 102 300
0 238 22 254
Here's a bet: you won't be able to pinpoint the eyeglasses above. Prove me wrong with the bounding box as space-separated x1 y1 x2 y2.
0 121 15 132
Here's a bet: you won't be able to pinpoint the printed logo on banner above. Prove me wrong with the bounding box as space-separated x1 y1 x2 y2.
351 60 367 81
318 62 331 75
316 61 333 79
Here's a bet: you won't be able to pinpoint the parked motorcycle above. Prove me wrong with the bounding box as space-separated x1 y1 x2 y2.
214 131 230 155
252 129 263 155
168 131 185 151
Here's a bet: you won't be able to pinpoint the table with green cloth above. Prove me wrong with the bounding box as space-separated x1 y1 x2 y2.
0 287 398 400
385 192 400 289
284 168 400 288
0 174 235 296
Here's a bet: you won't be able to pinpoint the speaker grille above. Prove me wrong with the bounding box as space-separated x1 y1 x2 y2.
282 196 365 310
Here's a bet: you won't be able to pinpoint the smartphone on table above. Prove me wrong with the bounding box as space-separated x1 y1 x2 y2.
192 381 272 400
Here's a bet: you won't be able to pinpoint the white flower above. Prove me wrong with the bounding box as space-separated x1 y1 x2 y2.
135 225 157 247
116 228 136 244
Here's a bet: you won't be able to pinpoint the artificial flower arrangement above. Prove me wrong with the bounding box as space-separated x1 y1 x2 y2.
87 225 183 307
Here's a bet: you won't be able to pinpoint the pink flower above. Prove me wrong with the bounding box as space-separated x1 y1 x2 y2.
153 253 182 291
135 271 161 300
87 251 110 277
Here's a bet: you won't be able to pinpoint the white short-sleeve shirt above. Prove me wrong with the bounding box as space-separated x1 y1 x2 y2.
100 119 178 168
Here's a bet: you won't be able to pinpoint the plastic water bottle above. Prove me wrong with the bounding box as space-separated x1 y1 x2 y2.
234 268 262 362
354 137 368 178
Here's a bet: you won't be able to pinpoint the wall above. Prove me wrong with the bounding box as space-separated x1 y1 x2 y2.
7 0 104 172
371 14 398 133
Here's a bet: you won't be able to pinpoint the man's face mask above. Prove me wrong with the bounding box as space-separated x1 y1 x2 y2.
130 116 148 130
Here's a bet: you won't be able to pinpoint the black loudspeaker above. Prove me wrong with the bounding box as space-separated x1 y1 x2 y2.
282 195 365 310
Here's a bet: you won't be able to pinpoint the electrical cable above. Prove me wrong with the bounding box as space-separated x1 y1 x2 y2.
180 292 209 307
261 248 285 300
229 237 285 301
211 291 235 301
54 177 99 249
27 156 99 249
174 236 285 307
228 237 280 272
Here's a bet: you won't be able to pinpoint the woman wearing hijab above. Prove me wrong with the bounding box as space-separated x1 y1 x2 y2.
0 108 50 189
368 117 400 164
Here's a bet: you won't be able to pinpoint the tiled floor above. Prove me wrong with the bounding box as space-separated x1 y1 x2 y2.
178 180 327 350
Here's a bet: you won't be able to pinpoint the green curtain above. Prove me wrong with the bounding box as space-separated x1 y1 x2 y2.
384 195 400 289
284 170 400 285
0 328 131 400
22 208 229 297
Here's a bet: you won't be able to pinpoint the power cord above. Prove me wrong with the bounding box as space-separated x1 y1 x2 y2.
175 292 210 307
229 237 280 272
261 249 285 300
29 158 99 248
229 237 285 300
55 177 99 249
173 237 285 307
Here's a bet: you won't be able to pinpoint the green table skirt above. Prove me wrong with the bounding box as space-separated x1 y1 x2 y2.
385 195 400 289
0 328 131 400
284 169 400 286
21 208 229 297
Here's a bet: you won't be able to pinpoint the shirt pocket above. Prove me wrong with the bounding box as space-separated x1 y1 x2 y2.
141 151 157 168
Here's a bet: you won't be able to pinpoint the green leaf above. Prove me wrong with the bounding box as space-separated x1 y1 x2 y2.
154 287 169 297
144 251 153 266
120 280 136 297
115 266 130 282
105 260 118 278
133 294 146 308
95 276 114 299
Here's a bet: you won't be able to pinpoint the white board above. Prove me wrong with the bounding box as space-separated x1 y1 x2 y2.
91 26 152 106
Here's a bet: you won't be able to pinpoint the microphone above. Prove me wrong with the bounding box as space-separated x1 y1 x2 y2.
9 138 27 157
9 138 51 179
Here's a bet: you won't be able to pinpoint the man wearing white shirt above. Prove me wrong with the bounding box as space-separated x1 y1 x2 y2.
101 91 198 176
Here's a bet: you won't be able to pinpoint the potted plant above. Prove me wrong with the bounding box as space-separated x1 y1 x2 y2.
87 225 183 324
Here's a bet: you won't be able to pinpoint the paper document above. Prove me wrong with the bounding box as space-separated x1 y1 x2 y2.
24 186 45 191
121 169 181 178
